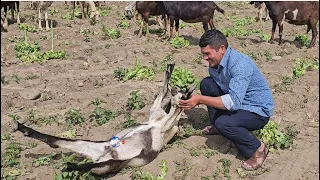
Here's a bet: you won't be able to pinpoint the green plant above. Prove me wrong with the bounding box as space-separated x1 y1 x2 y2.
260 33 271 42
80 28 91 42
130 160 168 180
1 142 22 168
27 109 37 123
123 60 155 81
218 158 231 180
114 67 128 81
123 113 137 128
90 106 118 126
126 90 146 112
173 158 192 180
49 7 59 16
1 75 10 85
281 76 293 86
294 34 310 47
169 36 190 49
264 51 272 62
169 67 197 89
1 134 11 141
293 58 319 78
18 23 37 32
8 114 21 122
33 153 56 167
253 121 299 150
11 74 20 84
64 109 85 129
99 6 111 16
24 74 39 80
117 21 130 29
181 124 203 137
101 24 121 39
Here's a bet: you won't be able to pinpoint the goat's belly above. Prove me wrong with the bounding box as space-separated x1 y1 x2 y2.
285 20 308 25
182 18 207 23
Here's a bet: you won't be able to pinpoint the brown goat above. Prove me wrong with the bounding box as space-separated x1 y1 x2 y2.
261 1 319 48
163 1 225 39
72 1 100 21
134 1 168 38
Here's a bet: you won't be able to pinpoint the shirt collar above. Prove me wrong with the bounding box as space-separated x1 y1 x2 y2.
219 47 231 68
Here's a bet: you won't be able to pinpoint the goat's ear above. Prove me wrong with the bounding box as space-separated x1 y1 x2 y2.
249 1 255 4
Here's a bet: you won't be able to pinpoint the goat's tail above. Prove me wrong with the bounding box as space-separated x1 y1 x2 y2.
215 4 225 15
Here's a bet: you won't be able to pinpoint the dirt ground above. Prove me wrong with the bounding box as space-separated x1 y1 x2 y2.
1 1 319 180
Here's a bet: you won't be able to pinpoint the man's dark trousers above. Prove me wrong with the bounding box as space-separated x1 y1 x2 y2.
200 77 269 159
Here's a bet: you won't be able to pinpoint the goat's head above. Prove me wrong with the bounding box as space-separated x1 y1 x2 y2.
124 9 134 20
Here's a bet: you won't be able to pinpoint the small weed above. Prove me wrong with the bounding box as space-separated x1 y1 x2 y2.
126 90 146 112
218 158 231 180
8 114 21 122
1 134 11 141
101 24 121 39
294 34 310 47
293 58 319 78
27 109 37 123
92 79 103 87
189 145 216 158
253 121 299 151
41 91 55 101
90 106 119 126
182 124 202 137
193 53 203 64
1 75 10 85
33 153 56 167
89 97 104 106
49 7 59 16
1 142 22 168
64 109 85 129
170 36 190 49
99 6 111 16
264 51 272 62
260 33 271 42
18 23 37 33
11 74 20 84
117 21 130 29
114 67 128 81
36 115 59 126
247 52 258 61
122 113 137 128
123 59 155 81
80 28 91 42
173 158 192 180
130 160 168 180
24 74 39 80
281 76 293 86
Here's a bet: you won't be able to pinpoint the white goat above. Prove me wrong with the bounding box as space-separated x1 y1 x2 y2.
12 63 195 175
72 1 100 21
250 1 270 22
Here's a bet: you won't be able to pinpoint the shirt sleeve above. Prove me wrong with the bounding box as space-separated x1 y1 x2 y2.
225 58 253 111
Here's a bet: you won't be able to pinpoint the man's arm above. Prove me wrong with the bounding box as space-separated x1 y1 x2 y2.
179 94 227 110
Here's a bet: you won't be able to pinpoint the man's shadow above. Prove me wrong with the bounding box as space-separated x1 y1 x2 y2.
182 107 245 160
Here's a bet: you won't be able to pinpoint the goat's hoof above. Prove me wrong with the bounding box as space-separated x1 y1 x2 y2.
10 120 19 132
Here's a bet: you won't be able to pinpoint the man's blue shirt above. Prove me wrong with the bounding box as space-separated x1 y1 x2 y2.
209 47 274 117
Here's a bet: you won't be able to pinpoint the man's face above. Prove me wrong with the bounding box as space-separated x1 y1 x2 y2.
200 45 226 68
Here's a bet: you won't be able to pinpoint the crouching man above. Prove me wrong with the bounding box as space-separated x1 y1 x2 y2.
179 30 274 171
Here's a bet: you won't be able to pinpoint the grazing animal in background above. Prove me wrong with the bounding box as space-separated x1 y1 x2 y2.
249 1 270 22
134 1 168 37
257 1 319 48
125 1 167 38
163 1 225 39
1 1 20 31
31 1 53 31
72 1 100 21
12 64 195 175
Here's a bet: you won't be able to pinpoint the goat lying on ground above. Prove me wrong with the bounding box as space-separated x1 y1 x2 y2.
125 1 167 38
163 1 225 39
1 1 20 31
249 1 269 22
12 63 194 175
256 1 319 48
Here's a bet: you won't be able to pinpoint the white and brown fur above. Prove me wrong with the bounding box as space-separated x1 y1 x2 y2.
256 1 319 48
12 63 194 175
250 1 270 22
72 1 100 21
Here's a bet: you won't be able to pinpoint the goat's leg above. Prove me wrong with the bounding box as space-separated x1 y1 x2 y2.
163 125 179 145
175 19 179 37
309 20 318 48
156 15 163 27
16 2 20 24
45 10 50 31
150 64 174 113
138 16 144 37
265 8 270 21
169 18 175 39
12 121 108 161
269 19 277 43
86 4 89 19
81 2 85 19
72 1 75 19
11 5 15 22
38 9 42 31
258 8 262 22
278 20 284 46
163 14 168 36
144 16 149 38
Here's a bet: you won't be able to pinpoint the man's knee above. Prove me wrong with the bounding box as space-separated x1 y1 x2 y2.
214 118 234 134
200 77 222 96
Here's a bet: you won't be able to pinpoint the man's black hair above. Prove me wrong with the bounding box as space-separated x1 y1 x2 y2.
199 30 229 50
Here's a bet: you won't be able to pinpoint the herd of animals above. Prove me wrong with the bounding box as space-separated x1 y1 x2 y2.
1 1 319 48
1 0 319 177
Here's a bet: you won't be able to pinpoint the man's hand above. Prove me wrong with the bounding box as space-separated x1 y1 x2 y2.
179 94 201 110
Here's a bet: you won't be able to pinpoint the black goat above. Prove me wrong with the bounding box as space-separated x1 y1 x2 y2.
1 1 20 31
163 1 225 39
257 1 319 48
